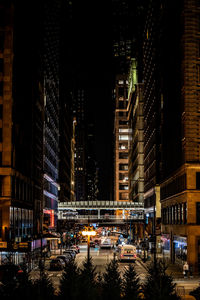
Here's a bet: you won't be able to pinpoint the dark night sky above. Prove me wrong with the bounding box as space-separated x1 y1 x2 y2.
71 2 115 200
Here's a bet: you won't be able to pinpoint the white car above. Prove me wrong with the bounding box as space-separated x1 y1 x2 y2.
100 238 112 249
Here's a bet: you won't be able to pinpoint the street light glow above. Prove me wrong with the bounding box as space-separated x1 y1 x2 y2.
82 230 96 236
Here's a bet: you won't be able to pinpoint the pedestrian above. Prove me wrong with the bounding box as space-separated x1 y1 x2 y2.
183 261 189 278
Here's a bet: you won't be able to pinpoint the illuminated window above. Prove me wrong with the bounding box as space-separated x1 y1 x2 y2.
119 184 128 190
118 80 124 84
119 192 128 200
119 164 128 171
119 143 128 150
119 135 128 140
119 128 129 133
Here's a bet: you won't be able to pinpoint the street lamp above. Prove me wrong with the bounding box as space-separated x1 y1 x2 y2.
82 228 96 262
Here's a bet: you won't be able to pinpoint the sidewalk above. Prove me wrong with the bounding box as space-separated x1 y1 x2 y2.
138 255 199 280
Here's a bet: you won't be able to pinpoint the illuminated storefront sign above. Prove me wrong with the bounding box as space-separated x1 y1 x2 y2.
43 209 55 227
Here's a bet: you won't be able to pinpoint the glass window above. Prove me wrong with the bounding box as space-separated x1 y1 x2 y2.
183 202 187 224
118 87 124 96
119 120 128 125
198 40 200 58
119 128 129 133
0 81 3 96
196 172 200 189
0 32 4 52
119 135 128 140
196 202 200 224
0 105 3 119
197 65 200 84
119 152 128 159
119 163 128 171
0 128 2 142
119 192 128 200
119 101 125 109
0 59 3 73
119 143 128 150
180 204 183 224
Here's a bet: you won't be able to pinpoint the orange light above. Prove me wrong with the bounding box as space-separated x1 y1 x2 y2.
82 231 96 236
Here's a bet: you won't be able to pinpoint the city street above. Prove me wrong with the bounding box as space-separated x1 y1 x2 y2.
29 243 200 296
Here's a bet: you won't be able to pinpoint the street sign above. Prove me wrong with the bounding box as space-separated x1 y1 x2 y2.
0 241 7 248
18 242 29 248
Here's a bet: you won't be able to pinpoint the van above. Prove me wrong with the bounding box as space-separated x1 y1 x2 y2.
118 244 137 262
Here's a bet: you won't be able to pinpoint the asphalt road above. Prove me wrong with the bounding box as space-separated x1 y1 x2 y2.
29 243 200 296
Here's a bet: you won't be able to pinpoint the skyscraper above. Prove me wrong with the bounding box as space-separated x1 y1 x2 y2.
160 0 200 271
114 75 129 202
74 88 87 201
43 0 60 231
0 1 44 255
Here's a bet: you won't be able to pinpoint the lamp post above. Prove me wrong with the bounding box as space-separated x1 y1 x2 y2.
82 229 96 262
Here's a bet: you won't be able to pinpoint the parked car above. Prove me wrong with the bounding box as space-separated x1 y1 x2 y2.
50 258 65 270
63 249 76 259
71 245 80 253
56 255 70 264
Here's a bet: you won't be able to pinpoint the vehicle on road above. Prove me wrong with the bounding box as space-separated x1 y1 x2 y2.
71 245 80 253
118 244 137 262
50 258 65 270
100 238 112 249
63 249 76 259
56 255 70 264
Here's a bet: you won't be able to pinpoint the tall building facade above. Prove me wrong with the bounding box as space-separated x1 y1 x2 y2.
142 0 162 240
74 88 87 201
127 60 144 205
114 75 129 202
43 0 60 231
0 1 44 255
74 88 98 202
86 122 99 201
160 0 200 272
59 0 74 203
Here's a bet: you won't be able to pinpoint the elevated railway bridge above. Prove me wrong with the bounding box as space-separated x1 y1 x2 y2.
58 200 144 226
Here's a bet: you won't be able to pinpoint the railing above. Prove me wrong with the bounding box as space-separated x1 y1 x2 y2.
58 214 144 220
58 200 144 210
